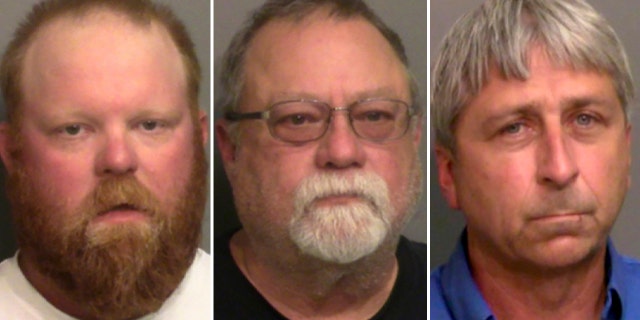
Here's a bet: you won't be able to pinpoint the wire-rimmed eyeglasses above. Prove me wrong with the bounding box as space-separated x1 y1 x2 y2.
224 98 414 144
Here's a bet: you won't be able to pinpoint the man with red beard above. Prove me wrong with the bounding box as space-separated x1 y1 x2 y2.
0 0 210 319
215 0 427 318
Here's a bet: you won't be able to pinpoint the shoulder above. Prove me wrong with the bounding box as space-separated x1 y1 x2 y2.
430 266 454 319
152 249 212 319
371 237 428 319
619 254 640 273
213 230 285 319
610 245 640 288
396 236 427 267
0 256 27 316
606 251 640 318
616 254 640 292
0 254 76 319
394 236 428 290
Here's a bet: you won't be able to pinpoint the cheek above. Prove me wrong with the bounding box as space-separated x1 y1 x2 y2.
579 143 629 212
136 135 195 203
17 141 95 208
456 150 536 232
230 137 318 230
235 125 316 197
243 145 310 197
367 143 420 214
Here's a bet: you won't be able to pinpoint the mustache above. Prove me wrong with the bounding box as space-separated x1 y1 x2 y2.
294 172 390 213
84 175 161 220
525 189 598 219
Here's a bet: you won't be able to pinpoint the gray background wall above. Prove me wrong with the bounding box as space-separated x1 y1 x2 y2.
431 0 640 269
0 0 212 260
213 1 428 244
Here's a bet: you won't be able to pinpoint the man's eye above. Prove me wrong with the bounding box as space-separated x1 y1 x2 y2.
141 120 159 131
290 115 308 125
575 113 595 127
139 120 168 132
63 124 82 135
363 111 389 122
352 107 395 121
501 122 523 135
279 114 318 126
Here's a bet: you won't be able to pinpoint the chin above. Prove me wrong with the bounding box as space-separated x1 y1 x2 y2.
522 236 604 270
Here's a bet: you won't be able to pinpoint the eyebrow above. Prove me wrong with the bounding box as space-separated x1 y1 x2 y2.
480 102 537 132
480 96 615 131
269 87 404 105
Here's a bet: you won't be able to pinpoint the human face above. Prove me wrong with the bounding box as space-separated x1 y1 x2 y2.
437 48 630 270
0 12 207 318
217 12 422 263
6 12 202 228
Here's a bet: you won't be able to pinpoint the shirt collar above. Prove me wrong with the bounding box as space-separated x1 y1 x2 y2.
603 239 624 319
440 231 493 320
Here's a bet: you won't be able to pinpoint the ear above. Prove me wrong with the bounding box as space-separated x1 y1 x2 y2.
0 123 14 173
215 119 237 169
435 145 460 209
198 109 209 146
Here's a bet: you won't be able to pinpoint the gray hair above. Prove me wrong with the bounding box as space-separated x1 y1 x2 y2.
431 0 634 152
218 0 421 117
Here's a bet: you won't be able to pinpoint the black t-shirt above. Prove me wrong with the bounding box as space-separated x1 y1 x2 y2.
214 230 428 319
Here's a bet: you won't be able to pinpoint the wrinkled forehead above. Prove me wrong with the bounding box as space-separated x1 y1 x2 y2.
242 12 411 103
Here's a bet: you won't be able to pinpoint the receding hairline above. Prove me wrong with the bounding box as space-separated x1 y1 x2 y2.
24 9 183 67
240 9 414 103
2 0 202 126
17 10 184 115
26 10 185 92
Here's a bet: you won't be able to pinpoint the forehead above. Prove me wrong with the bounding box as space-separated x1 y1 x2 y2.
480 49 616 104
20 10 186 104
242 11 409 104
458 51 619 126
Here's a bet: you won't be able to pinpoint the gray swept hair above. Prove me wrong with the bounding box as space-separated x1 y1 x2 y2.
431 0 634 152
217 0 421 117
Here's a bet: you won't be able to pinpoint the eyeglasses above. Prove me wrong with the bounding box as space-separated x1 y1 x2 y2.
225 98 414 144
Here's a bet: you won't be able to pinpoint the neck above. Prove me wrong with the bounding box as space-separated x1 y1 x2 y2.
18 249 96 320
230 230 398 319
469 239 607 320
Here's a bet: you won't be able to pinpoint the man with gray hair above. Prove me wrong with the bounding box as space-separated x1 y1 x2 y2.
431 0 640 319
215 0 426 318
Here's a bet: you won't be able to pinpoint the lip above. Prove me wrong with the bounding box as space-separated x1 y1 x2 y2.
93 206 148 224
312 194 363 206
529 212 590 222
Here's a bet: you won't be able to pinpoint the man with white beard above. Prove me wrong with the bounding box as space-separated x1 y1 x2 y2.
214 0 427 319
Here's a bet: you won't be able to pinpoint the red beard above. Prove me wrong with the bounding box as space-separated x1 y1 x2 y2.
7 131 208 319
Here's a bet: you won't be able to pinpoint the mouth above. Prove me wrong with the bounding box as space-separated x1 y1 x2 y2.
93 203 149 224
529 211 590 222
311 193 366 207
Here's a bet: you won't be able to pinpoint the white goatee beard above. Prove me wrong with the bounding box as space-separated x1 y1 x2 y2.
290 172 392 264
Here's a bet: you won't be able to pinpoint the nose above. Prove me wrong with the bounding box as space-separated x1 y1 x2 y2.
95 130 138 176
315 112 366 169
536 126 578 189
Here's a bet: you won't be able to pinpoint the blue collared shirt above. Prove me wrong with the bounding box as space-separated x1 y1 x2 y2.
431 232 640 319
